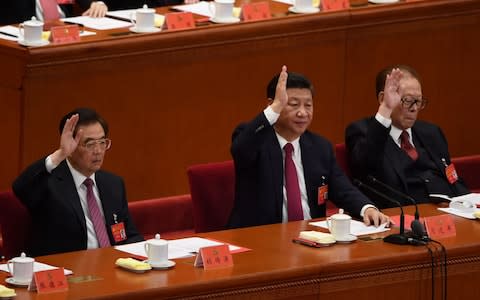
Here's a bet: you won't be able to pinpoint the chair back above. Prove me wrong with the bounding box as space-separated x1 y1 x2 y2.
0 191 31 259
452 154 480 192
128 194 194 240
187 160 235 233
335 143 351 178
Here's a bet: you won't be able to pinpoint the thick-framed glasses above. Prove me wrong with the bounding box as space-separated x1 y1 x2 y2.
400 97 428 110
81 138 111 152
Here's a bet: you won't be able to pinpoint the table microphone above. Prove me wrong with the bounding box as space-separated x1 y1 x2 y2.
353 179 409 245
367 176 429 241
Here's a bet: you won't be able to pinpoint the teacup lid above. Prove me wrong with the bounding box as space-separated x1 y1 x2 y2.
12 252 34 263
147 233 166 245
331 208 351 220
137 4 155 13
24 16 43 26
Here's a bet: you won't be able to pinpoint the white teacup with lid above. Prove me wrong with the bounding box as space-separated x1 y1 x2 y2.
326 208 352 240
19 17 44 45
144 234 168 266
209 0 235 21
131 5 156 32
7 252 35 284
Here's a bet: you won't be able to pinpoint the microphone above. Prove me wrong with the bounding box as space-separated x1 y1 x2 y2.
367 176 429 241
353 179 408 245
368 176 419 220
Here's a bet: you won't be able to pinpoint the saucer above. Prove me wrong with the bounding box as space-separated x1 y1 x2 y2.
129 26 161 33
288 6 320 14
5 277 30 287
335 234 358 243
209 17 241 24
369 0 399 3
18 39 49 47
147 260 176 270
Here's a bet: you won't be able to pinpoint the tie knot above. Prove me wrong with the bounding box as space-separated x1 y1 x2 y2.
284 143 294 155
400 130 410 142
84 178 94 188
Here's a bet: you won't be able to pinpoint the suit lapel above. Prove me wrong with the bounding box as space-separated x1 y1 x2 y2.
52 161 87 230
411 126 445 174
95 172 113 226
383 136 409 191
299 134 315 209
267 131 284 220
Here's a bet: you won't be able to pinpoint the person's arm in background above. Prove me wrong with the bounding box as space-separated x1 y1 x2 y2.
76 0 108 18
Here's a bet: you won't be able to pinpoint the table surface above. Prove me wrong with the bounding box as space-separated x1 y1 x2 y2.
1 204 479 299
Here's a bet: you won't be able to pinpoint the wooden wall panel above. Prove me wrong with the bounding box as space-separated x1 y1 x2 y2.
1 0 479 200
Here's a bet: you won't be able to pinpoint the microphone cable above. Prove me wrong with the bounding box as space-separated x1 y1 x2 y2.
429 239 447 300
423 244 435 300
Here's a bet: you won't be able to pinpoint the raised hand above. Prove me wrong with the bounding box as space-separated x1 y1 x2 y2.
270 65 289 114
378 68 402 118
50 114 82 166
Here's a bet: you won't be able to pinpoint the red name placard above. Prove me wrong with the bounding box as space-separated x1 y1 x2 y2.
164 12 196 31
241 2 271 22
424 214 456 239
194 244 233 270
322 0 349 11
29 268 68 293
50 25 80 44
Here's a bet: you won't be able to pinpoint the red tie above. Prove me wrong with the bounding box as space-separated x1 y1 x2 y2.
84 178 111 248
284 143 304 221
40 0 60 21
400 131 418 161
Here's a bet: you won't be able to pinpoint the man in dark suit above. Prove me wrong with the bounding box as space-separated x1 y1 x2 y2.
13 108 143 257
228 66 390 229
0 0 109 26
345 65 469 209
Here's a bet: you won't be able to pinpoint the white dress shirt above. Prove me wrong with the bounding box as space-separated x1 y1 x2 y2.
45 155 106 249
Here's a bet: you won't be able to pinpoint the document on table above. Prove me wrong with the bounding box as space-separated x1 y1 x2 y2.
106 10 165 27
0 262 73 275
309 220 390 236
171 1 212 17
273 0 293 4
61 16 132 30
115 237 248 259
0 26 19 41
430 193 480 205
430 193 480 219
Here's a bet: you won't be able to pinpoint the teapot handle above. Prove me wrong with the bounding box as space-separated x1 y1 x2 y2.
7 260 14 276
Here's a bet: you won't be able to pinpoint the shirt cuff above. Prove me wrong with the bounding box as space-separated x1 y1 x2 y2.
45 155 59 173
360 204 377 217
375 112 392 128
263 106 280 125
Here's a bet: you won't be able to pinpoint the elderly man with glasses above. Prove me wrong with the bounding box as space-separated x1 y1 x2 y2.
345 65 470 209
13 108 143 257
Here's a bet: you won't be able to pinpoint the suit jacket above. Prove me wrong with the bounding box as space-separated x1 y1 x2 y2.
12 158 143 257
345 117 469 208
0 0 99 25
227 112 374 229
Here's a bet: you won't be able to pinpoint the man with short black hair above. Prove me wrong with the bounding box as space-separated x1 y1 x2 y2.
228 66 390 229
13 108 143 256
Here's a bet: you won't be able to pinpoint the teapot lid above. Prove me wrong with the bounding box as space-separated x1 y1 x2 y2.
24 16 43 26
331 208 351 220
147 233 166 245
138 4 155 13
13 252 34 263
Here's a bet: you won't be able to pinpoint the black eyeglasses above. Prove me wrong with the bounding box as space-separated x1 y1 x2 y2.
400 97 428 110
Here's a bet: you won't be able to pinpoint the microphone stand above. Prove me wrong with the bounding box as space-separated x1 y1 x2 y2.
354 179 410 245
368 176 429 241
